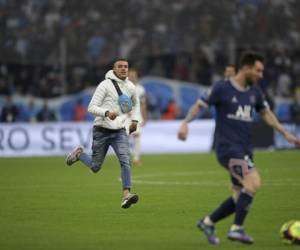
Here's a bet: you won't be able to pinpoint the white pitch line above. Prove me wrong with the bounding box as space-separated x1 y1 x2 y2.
132 180 227 186
132 170 300 187
132 171 222 179
132 179 300 186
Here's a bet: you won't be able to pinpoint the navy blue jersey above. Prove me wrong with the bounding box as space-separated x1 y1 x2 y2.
201 80 268 159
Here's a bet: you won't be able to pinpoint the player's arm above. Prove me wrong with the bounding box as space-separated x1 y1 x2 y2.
140 98 148 125
260 108 300 147
88 82 119 120
177 99 207 141
88 82 110 117
129 88 140 134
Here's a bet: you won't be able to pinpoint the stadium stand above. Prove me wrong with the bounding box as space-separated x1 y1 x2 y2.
275 102 292 122
1 0 300 122
179 86 201 117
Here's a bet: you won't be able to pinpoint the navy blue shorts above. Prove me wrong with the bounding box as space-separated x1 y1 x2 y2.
218 154 255 188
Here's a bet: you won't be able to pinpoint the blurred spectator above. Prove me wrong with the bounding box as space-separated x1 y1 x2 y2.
0 77 12 95
223 65 236 80
264 88 275 111
162 99 178 120
87 31 106 62
36 101 57 122
290 87 300 125
276 71 292 97
0 95 19 122
0 0 300 100
73 99 87 121
127 68 147 167
146 92 161 120
23 99 38 122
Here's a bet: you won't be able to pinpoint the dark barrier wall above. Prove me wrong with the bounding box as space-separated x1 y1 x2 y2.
251 121 274 148
212 121 300 150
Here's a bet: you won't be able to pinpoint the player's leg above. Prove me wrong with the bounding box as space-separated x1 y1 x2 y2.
227 157 261 244
110 129 138 209
197 158 235 245
197 218 221 245
65 145 84 166
231 170 260 228
75 128 109 173
207 185 240 224
241 169 261 194
89 129 110 173
132 133 142 167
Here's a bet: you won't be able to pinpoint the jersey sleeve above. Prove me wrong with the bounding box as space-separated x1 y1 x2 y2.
201 82 223 106
130 86 141 122
87 81 108 117
254 88 269 112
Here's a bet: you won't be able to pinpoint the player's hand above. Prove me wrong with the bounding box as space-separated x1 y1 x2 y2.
105 111 118 120
177 121 188 141
284 132 300 148
129 121 138 134
132 132 140 137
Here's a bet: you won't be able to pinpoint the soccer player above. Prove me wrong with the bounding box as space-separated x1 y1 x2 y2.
178 51 300 244
212 65 237 150
127 68 147 167
65 58 140 209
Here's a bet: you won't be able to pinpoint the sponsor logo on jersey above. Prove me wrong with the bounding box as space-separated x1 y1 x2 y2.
227 105 253 122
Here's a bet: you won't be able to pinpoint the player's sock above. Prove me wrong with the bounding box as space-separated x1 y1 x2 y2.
209 197 236 223
230 224 242 231
234 191 253 226
203 216 213 226
133 136 141 162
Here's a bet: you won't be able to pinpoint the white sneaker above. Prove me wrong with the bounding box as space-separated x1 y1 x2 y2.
121 193 139 209
65 146 83 166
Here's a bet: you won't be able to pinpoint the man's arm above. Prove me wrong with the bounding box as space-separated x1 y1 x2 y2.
177 99 207 141
130 88 141 123
140 99 147 125
128 87 141 134
261 108 300 147
88 82 109 117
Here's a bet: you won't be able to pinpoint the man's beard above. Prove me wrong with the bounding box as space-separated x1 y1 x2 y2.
245 77 254 86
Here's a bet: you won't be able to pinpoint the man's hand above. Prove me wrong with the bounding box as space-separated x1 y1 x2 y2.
284 132 300 148
105 111 118 120
129 121 138 134
177 121 188 141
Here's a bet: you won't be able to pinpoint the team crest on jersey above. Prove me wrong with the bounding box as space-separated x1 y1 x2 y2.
250 95 256 104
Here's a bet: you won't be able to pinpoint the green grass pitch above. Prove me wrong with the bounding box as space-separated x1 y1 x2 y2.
0 150 299 250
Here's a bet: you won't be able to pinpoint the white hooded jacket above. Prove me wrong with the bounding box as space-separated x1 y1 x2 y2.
88 70 140 129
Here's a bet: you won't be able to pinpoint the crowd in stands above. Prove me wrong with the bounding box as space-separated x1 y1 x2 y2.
0 95 93 122
0 96 57 122
1 0 300 122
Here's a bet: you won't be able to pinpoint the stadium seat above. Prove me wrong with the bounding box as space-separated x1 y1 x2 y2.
143 80 174 112
275 103 291 122
179 86 200 117
16 104 28 121
77 93 92 107
60 100 76 121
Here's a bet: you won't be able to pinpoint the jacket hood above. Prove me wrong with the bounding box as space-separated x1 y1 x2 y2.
105 70 128 82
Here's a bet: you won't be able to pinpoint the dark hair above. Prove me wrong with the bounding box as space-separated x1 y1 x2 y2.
225 64 235 68
113 58 128 65
240 51 264 67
